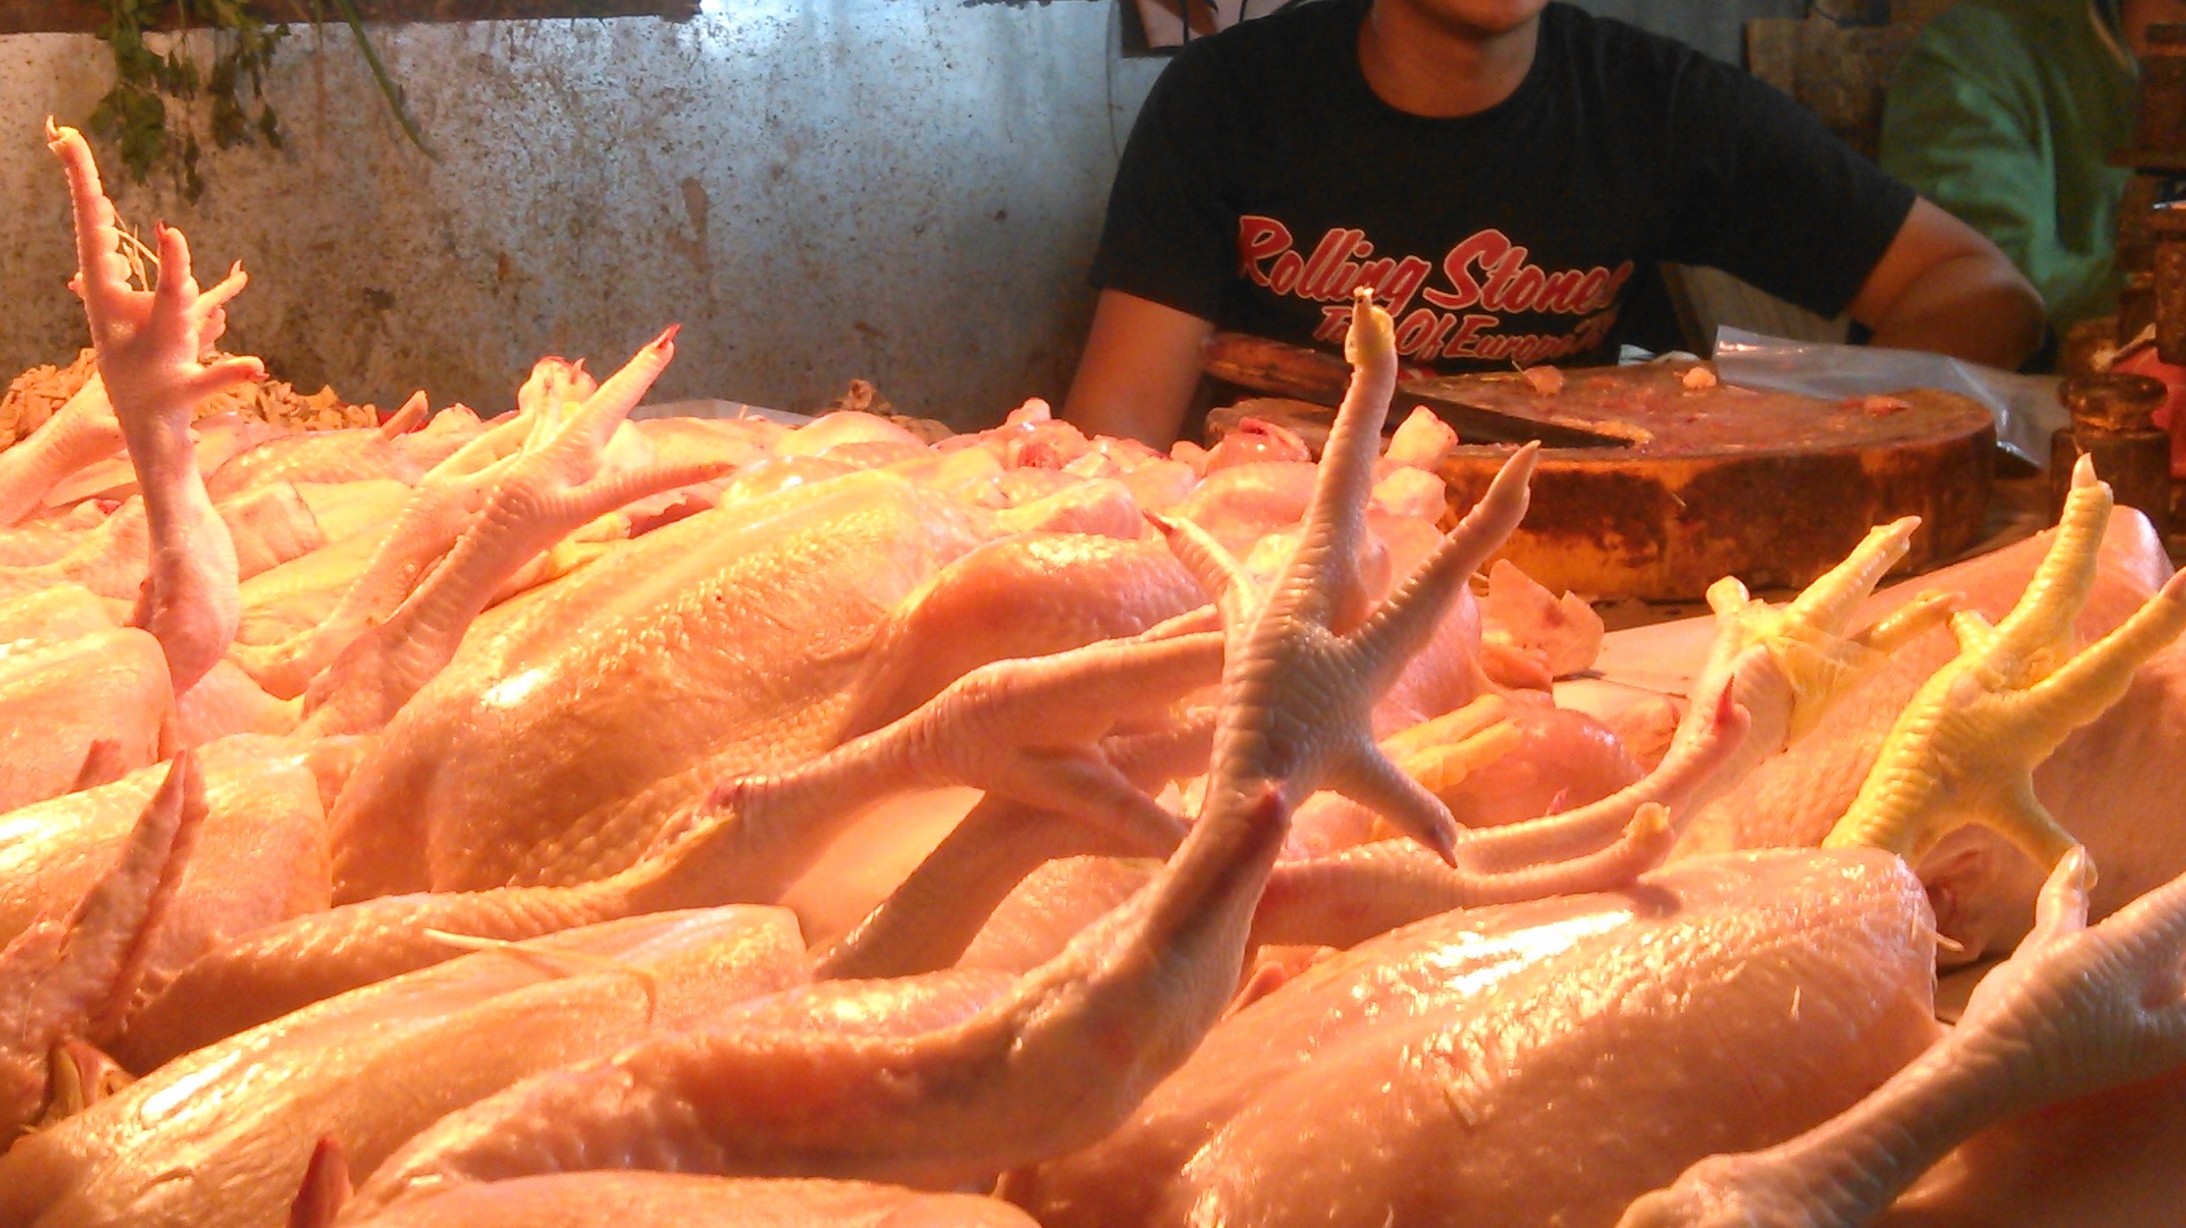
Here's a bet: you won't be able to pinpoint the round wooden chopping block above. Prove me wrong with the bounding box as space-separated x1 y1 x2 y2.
1431 381 1996 600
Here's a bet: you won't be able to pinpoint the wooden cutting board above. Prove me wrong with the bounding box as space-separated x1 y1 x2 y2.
1208 360 1997 601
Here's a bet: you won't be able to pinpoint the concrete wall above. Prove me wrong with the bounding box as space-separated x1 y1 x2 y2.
0 0 1802 429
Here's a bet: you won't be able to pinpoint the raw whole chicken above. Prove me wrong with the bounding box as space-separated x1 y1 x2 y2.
1007 849 1941 1227
0 908 807 1228
10 119 2186 1228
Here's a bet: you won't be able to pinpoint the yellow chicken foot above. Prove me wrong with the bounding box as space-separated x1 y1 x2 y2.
1384 694 1523 802
1825 456 2186 872
1694 515 1955 771
1619 846 2186 1228
1437 515 1941 879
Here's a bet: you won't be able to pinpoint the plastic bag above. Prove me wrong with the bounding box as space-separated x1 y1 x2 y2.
1711 327 2064 468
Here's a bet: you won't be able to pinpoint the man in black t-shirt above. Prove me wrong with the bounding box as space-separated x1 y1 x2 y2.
1063 0 2046 446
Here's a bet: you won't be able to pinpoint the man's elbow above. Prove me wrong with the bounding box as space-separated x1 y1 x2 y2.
1865 251 2049 371
1984 261 2050 367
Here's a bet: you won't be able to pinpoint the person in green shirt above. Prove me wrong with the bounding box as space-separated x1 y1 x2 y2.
1880 0 2186 366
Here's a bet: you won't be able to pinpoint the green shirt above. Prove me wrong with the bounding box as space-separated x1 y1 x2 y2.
1879 0 2138 339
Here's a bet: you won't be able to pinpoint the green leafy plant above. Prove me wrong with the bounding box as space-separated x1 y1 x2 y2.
88 0 428 202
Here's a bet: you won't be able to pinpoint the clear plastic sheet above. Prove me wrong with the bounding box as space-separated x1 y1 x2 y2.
1711 327 2065 468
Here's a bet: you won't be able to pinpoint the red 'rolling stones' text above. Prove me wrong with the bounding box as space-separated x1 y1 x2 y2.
1236 216 1635 365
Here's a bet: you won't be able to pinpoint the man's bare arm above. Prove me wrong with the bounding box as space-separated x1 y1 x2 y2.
1062 290 1217 447
1848 197 2047 371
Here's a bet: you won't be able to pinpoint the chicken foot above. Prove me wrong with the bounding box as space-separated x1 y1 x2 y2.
1824 456 2186 876
641 624 1224 910
49 121 260 696
812 796 1162 981
1697 518 1953 752
298 330 731 736
227 405 529 698
1619 846 2186 1228
230 368 586 699
831 683 1746 982
335 286 1536 1215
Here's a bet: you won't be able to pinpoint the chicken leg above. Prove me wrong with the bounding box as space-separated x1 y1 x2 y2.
48 121 259 696
298 330 730 736
0 376 121 527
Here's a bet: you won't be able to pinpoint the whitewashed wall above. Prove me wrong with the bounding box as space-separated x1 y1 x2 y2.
0 0 1800 428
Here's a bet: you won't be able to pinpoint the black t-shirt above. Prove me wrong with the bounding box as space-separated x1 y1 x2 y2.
1091 0 1917 372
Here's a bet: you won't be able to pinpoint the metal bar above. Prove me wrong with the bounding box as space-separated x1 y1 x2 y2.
0 0 698 35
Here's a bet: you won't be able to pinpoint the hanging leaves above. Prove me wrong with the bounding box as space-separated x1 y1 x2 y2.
87 0 286 200
85 1 424 204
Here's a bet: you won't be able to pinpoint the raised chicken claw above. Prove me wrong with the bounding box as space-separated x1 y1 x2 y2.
47 122 261 426
1825 455 2186 871
1617 846 2186 1228
229 363 590 699
1452 517 1945 881
48 121 258 694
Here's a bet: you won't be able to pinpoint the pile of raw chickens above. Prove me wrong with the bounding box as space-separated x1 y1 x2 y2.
4 121 2186 1228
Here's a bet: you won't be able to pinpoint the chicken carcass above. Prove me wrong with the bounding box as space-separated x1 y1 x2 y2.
0 907 807 1228
1006 848 1939 1228
0 754 200 1140
0 736 333 1002
324 466 1209 897
114 613 1207 1071
331 1174 1040 1228
1625 847 2186 1228
0 626 168 812
326 288 1559 1220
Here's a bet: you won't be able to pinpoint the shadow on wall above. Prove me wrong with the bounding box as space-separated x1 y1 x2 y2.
0 0 1819 429
0 1 1163 430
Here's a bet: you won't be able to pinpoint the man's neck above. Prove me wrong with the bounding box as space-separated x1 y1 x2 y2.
1357 0 1543 118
